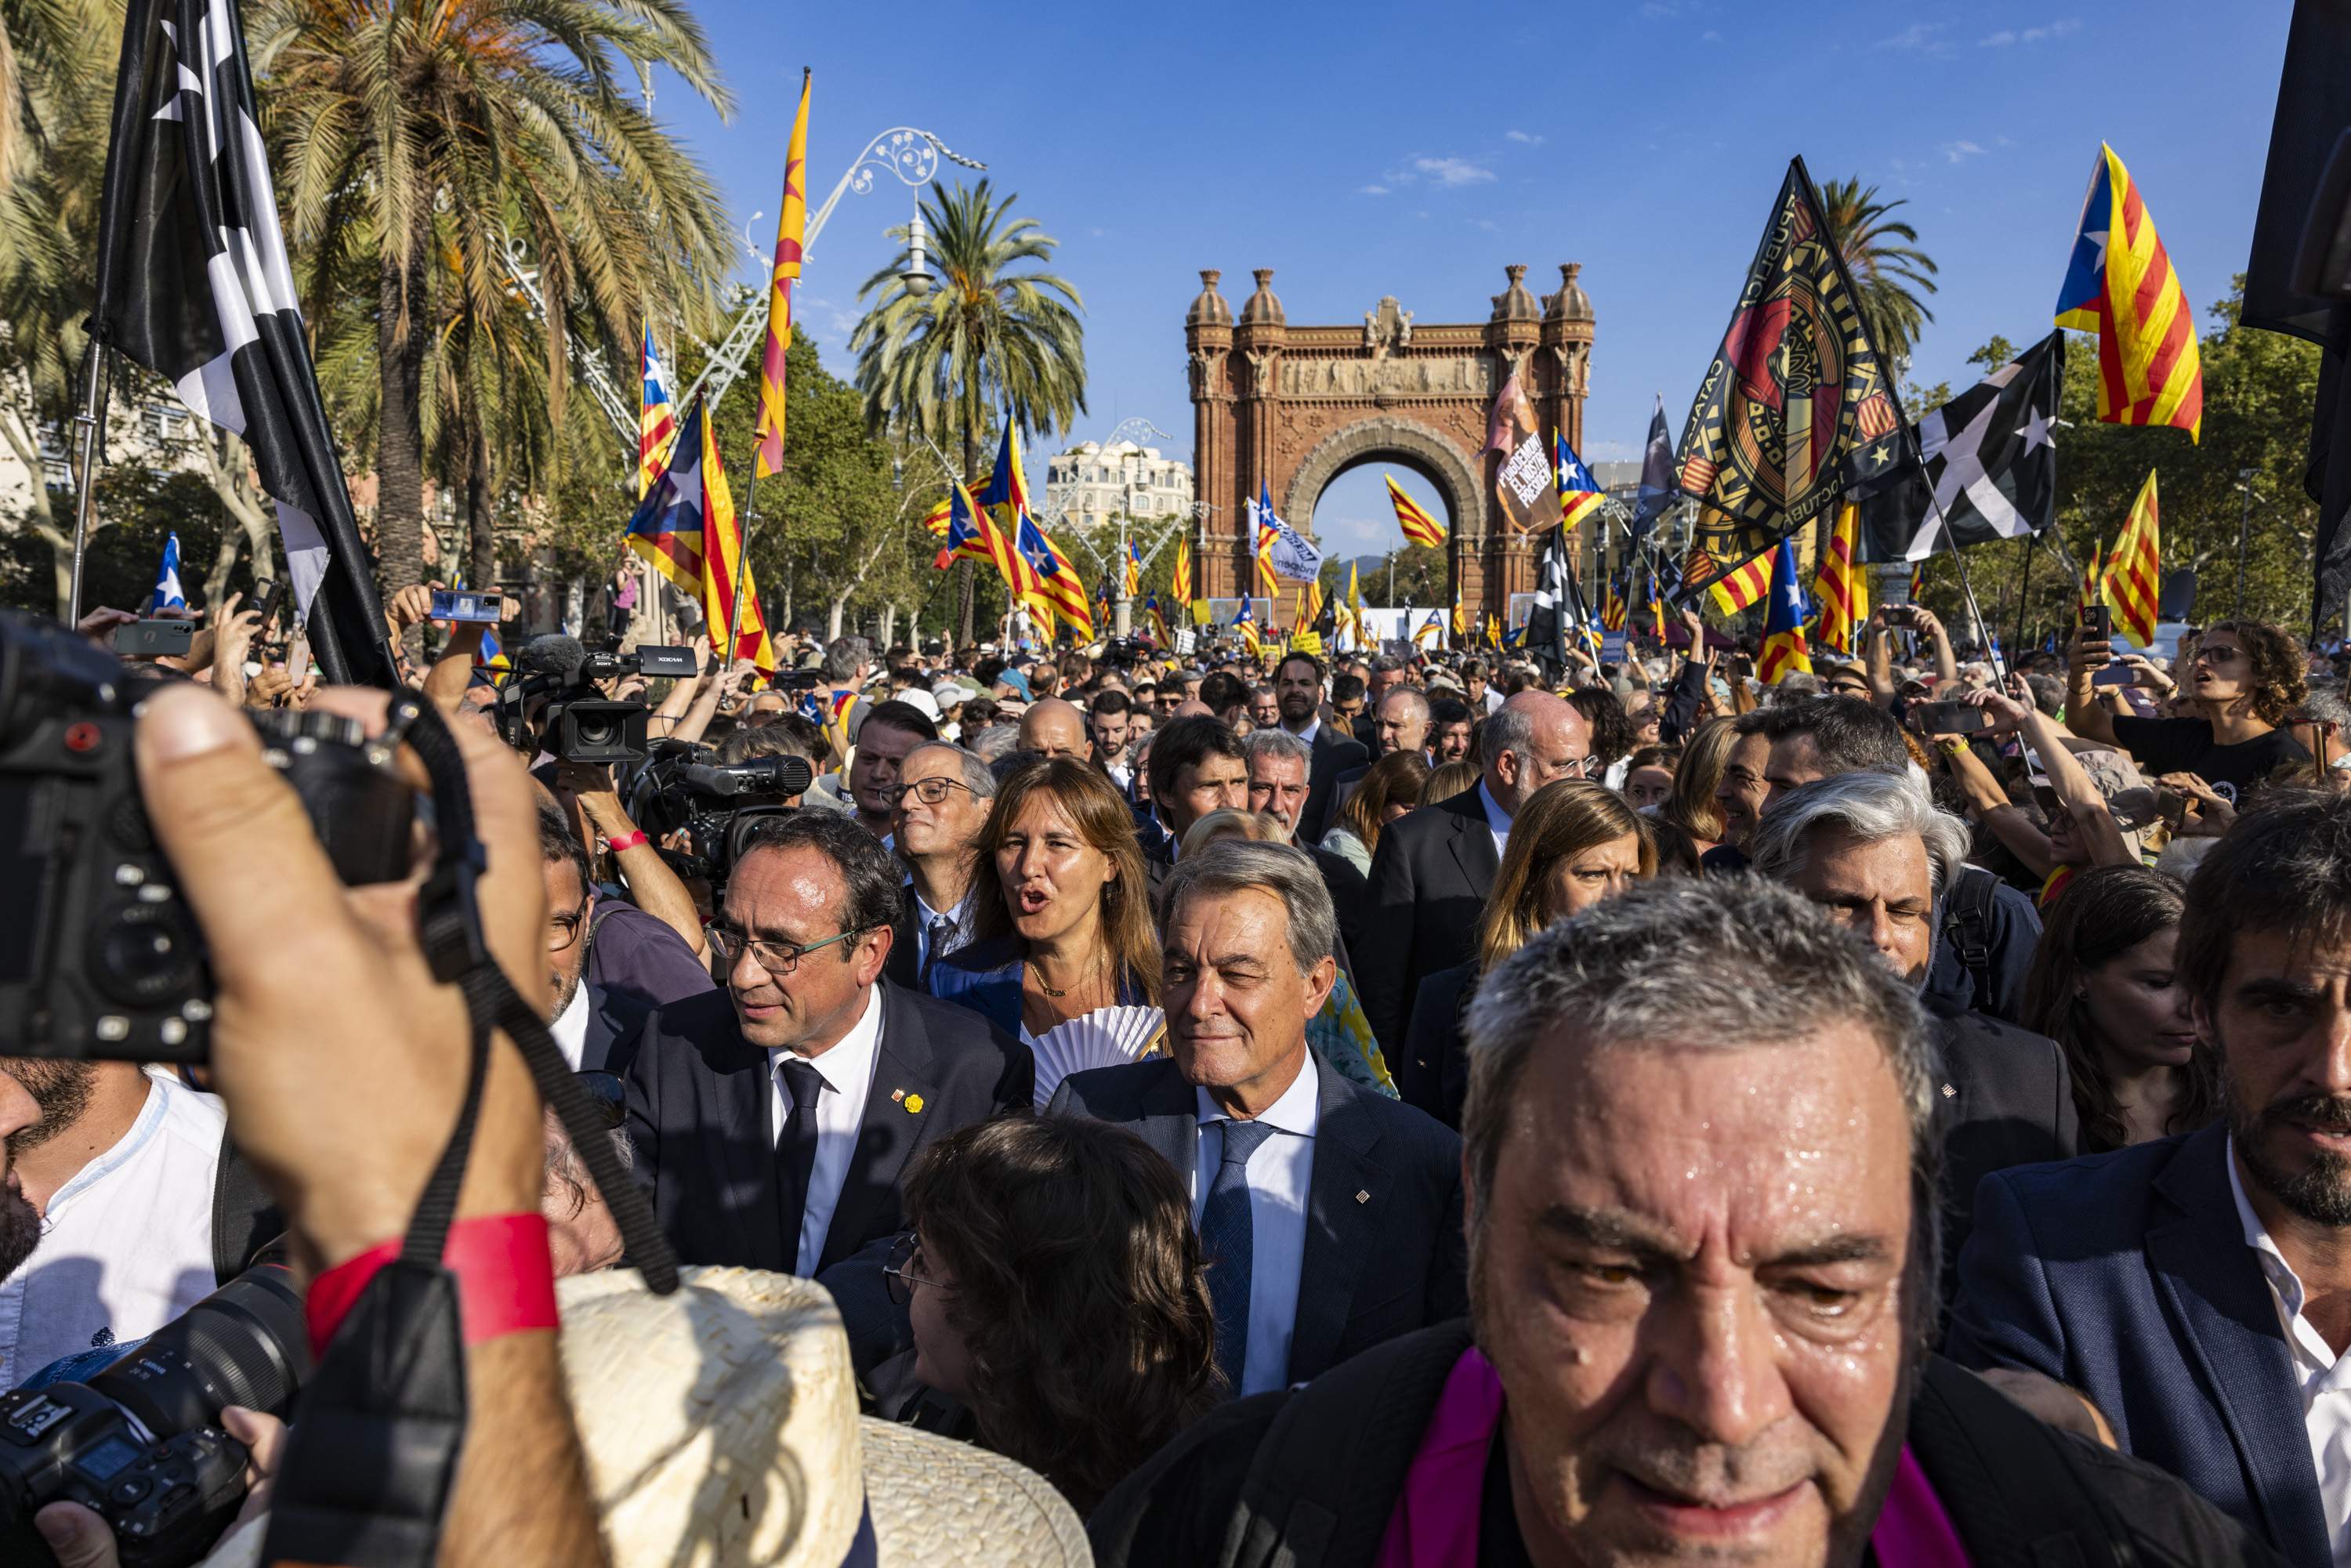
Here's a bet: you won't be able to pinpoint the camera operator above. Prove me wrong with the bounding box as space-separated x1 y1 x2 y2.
546 760 712 973
122 680 610 1566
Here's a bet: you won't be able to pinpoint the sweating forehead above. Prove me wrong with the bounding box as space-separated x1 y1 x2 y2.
1501 1023 1912 1258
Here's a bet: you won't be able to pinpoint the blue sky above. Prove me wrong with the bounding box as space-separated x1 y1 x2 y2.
655 1 2295 561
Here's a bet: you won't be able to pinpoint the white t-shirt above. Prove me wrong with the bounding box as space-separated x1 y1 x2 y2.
0 1070 224 1386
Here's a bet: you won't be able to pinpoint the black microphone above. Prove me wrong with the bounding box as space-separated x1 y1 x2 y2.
517 634 588 686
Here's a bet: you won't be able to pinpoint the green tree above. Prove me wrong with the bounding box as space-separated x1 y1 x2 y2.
253 0 737 632
850 178 1086 641
1820 177 1940 366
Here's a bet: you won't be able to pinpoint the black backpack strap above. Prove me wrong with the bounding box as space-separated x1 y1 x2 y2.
1225 1322 1476 1568
1943 864 1999 1015
211 1125 285 1284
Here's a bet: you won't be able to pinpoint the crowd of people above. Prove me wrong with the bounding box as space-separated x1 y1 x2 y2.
9 585 2351 1565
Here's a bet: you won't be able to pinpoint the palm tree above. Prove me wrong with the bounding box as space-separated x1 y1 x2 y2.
1819 177 1940 366
851 179 1085 639
252 0 737 618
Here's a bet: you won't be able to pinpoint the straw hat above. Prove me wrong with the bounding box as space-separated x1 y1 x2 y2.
200 1267 1089 1568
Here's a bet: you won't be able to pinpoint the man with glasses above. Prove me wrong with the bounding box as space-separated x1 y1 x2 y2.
1356 691 1591 1059
1823 660 1877 701
537 802 659 1073
886 742 996 989
621 811 1033 1371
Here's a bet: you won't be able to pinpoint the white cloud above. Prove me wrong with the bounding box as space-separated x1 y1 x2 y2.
1875 20 1947 49
1943 139 1986 165
1639 0 1680 15
1700 28 1722 42
1359 184 1389 196
1505 129 1544 145
1981 17 2080 45
1413 155 1495 187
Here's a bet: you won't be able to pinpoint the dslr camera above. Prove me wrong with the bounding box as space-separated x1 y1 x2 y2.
632 746 813 893
0 609 415 1063
500 636 697 765
0 1266 309 1568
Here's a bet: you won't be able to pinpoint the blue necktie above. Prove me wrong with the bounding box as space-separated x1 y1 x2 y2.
1200 1119 1276 1390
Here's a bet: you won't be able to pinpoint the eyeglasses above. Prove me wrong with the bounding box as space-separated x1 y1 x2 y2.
882 1231 954 1305
1827 679 1874 697
708 922 870 976
574 1070 625 1131
888 777 976 807
2193 645 2242 665
549 889 591 953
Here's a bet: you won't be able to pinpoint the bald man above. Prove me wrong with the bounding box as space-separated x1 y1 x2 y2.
1017 697 1089 762
1357 691 1592 1113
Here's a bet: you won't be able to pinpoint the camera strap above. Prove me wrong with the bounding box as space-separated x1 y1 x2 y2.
260 695 678 1568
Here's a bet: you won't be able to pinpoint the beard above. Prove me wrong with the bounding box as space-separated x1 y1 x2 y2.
2228 1077 2351 1227
0 1179 38 1282
0 1059 96 1154
550 966 585 1025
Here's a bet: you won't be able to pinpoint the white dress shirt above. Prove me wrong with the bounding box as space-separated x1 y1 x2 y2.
909 883 977 976
2231 1141 2351 1563
768 986 886 1276
1191 1059 1320 1398
1286 716 1322 747
0 1070 223 1386
549 982 590 1070
1476 778 1513 860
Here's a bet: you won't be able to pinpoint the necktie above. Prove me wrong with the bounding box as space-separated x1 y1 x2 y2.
775 1059 826 1272
1199 1119 1277 1391
922 915 956 983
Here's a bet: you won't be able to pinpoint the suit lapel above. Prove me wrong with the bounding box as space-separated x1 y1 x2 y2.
1289 1055 1388 1383
2145 1127 2331 1565
705 1025 787 1271
1129 1057 1200 1180
1443 787 1501 893
818 988 940 1273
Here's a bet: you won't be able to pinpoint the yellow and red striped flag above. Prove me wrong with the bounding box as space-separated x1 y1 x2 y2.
2101 470 2161 647
1812 501 1867 655
2054 143 2202 442
694 412 774 675
1172 534 1192 604
1707 550 1774 617
637 328 676 499
1756 545 1813 686
752 71 811 478
1386 474 1446 549
2076 538 2106 630
921 493 952 538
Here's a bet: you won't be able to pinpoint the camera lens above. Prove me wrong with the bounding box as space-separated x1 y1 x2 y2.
576 715 618 749
89 900 204 1006
91 1266 308 1439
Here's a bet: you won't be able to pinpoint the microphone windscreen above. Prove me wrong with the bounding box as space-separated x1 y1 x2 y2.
517 634 588 683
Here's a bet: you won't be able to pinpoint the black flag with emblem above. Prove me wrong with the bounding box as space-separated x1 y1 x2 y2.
92 0 395 686
1525 523 1572 677
1673 156 1911 599
1860 331 2063 563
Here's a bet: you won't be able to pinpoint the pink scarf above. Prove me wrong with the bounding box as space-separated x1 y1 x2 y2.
1373 1348 1969 1567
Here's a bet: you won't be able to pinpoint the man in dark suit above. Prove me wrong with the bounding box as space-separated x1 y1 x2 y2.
1270 651 1366 845
623 811 1032 1371
1241 726 1368 977
882 739 994 990
1749 767 2077 1280
1357 691 1590 1093
1049 841 1465 1396
1141 714 1250 903
1947 791 2351 1567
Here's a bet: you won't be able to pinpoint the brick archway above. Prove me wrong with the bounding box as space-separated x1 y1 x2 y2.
1282 416 1482 547
1184 264 1594 629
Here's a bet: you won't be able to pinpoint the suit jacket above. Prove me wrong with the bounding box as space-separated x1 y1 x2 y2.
1300 725 1370 846
1045 1049 1468 1389
1927 1000 2078 1287
578 982 653 1074
621 982 1033 1368
881 882 969 992
1401 959 1476 1131
1946 1123 2326 1566
1356 786 1499 1107
1305 844 1368 988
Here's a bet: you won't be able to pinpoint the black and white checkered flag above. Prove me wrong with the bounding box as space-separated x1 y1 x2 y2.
91 0 395 685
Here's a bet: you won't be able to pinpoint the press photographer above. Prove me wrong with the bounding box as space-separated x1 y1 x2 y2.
493 634 698 766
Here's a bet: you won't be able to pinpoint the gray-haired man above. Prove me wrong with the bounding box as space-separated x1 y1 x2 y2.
886 741 995 988
1047 841 1465 1398
1089 879 2284 1568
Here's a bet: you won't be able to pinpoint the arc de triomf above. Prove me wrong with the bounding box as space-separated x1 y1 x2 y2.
1184 263 1595 631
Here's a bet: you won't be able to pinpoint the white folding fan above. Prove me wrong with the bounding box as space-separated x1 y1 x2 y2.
1030 1005 1166 1109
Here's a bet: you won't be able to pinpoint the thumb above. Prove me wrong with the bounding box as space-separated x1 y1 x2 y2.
133 683 346 991
34 1502 119 1568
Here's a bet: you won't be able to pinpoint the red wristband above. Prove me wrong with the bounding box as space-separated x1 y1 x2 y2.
605 830 648 853
305 1213 560 1358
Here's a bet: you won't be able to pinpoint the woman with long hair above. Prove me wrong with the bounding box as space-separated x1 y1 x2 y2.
1661 716 1736 855
2069 617 2310 799
1400 780 1655 1124
929 759 1160 1098
1318 749 1431 875
884 1115 1221 1513
2020 864 2215 1153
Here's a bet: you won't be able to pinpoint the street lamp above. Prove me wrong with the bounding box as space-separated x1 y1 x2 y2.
900 205 935 298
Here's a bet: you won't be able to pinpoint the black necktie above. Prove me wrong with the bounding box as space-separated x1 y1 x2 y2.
922 915 956 982
775 1058 825 1272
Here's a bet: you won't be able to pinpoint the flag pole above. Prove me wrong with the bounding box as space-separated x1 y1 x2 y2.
65 341 112 625
2011 531 2037 664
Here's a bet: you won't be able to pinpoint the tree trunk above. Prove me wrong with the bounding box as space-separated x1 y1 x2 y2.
828 595 846 639
376 237 429 661
465 417 494 592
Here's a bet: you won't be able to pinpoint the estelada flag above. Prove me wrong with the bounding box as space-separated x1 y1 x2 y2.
1555 432 1607 532
2102 470 2162 648
625 399 773 672
1756 545 1813 685
2055 144 2201 442
1675 157 1908 599
1486 369 1563 534
639 328 677 499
